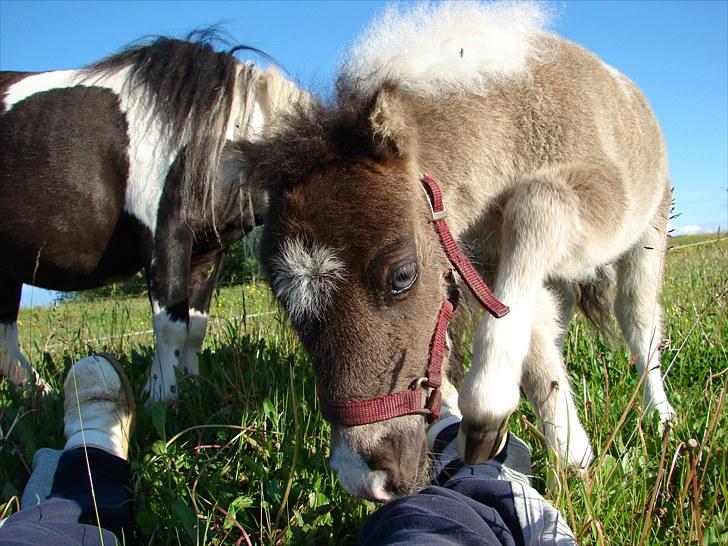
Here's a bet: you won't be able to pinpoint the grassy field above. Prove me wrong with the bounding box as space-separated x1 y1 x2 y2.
1 233 726 545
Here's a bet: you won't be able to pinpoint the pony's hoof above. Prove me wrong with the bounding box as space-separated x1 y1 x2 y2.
142 376 180 407
457 416 510 464
2 360 53 395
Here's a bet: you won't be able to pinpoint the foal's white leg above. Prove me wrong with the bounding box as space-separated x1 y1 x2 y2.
615 215 675 423
144 305 188 404
458 179 579 463
521 288 593 467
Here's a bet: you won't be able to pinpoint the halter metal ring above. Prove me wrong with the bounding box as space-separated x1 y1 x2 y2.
410 376 430 390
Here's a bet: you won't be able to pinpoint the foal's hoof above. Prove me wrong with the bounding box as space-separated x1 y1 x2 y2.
457 416 510 464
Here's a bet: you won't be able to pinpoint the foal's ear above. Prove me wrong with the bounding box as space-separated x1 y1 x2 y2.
368 85 411 158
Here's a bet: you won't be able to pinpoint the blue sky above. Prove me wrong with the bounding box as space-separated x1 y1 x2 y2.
2 0 726 307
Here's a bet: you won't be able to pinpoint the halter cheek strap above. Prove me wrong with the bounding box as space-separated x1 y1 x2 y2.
318 174 509 426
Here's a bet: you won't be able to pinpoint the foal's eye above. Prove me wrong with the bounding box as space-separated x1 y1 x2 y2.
389 260 418 295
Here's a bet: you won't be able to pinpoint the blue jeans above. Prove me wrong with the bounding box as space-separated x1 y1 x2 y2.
359 427 577 546
0 447 131 545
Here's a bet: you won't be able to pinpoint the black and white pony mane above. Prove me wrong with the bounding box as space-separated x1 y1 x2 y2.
86 31 263 222
1 29 309 405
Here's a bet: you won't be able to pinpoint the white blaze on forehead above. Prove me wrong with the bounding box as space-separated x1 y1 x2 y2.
271 237 347 323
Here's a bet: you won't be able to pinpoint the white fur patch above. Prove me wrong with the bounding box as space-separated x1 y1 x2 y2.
0 322 34 385
271 237 347 324
3 70 81 109
3 68 178 234
329 439 392 502
342 1 551 97
144 306 188 403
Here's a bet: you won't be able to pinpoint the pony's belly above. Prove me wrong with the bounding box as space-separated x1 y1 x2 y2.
0 215 144 291
19 259 143 291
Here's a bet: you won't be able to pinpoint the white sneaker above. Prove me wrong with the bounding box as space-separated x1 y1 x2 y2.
63 353 135 460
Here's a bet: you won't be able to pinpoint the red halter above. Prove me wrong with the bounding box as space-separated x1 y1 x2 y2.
318 175 509 426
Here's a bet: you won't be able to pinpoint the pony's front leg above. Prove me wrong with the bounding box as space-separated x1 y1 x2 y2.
183 251 224 376
142 224 193 405
0 280 49 391
457 177 585 464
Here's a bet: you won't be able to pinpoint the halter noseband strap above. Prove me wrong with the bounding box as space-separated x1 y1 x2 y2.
318 174 509 427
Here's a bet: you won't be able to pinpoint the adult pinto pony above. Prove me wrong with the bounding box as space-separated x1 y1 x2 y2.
0 35 304 402
243 3 675 500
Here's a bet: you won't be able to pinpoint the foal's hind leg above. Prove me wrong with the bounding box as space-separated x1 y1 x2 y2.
521 286 593 467
0 280 45 388
614 203 675 422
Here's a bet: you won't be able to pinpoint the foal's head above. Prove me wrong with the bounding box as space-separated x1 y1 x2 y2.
244 88 455 499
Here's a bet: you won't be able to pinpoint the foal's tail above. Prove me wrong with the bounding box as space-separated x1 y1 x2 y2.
577 266 619 343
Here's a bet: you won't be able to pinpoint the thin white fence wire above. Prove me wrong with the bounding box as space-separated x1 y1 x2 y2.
40 310 278 352
26 237 726 353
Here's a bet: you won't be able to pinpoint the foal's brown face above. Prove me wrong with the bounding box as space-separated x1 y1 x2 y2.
260 157 450 499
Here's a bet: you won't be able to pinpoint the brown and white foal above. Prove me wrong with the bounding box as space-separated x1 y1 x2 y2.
244 3 675 500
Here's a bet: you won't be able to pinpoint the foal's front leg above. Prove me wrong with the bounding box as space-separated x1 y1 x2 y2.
457 176 589 464
521 287 593 467
0 279 49 391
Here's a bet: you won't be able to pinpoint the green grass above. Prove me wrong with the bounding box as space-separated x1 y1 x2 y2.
1 234 726 545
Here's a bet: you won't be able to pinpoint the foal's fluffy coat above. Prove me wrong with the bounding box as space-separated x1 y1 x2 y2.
343 2 551 97
245 1 674 500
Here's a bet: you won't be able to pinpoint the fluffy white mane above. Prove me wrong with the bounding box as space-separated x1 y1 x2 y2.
341 1 552 97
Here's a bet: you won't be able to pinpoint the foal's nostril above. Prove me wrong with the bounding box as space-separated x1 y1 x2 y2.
364 454 394 486
363 427 429 497
364 453 410 497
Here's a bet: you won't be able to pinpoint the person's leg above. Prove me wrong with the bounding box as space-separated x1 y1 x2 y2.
49 447 132 538
20 448 63 508
0 354 135 545
360 429 530 546
360 401 577 546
